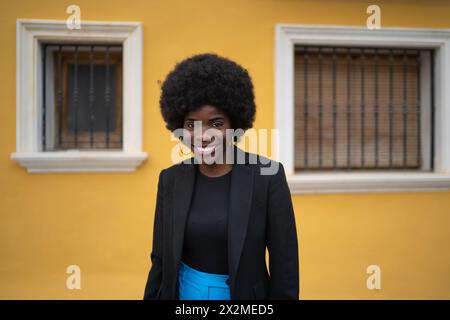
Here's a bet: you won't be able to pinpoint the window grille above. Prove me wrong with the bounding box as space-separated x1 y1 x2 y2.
42 43 123 151
294 46 434 171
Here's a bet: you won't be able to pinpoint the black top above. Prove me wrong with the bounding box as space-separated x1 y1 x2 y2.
181 165 232 274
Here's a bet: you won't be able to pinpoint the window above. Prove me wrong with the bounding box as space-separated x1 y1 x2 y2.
275 25 450 193
43 44 123 151
12 20 147 173
294 46 432 172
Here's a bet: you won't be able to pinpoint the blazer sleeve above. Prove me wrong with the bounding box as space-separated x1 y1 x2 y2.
143 169 165 300
266 162 300 299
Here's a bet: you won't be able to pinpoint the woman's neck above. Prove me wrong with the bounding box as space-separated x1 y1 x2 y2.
198 145 234 177
198 163 232 178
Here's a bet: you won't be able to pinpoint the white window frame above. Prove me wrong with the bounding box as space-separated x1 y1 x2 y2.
11 19 148 173
275 24 450 193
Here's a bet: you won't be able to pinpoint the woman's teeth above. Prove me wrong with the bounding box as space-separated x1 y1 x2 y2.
194 146 215 154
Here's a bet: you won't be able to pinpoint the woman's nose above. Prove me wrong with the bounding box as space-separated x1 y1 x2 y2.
195 129 217 142
194 136 214 146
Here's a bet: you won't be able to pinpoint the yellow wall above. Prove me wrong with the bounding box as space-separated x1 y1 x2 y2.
1 0 450 299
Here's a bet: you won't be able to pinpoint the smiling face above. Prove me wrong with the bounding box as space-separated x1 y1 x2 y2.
182 105 234 164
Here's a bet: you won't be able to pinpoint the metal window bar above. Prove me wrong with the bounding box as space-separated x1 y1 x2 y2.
318 47 323 169
360 49 365 169
416 52 421 167
430 49 435 171
294 45 434 171
332 47 337 169
346 48 352 170
41 43 123 151
73 45 79 148
57 45 63 148
403 49 408 167
374 48 379 168
89 46 95 148
303 47 309 169
105 46 111 149
42 44 47 151
389 49 394 168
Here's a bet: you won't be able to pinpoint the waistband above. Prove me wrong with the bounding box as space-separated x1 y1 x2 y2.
179 261 230 288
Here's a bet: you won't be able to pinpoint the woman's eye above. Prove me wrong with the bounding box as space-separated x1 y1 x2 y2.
185 122 194 129
212 122 223 128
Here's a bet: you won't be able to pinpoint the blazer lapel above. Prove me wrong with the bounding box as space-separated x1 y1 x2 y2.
172 157 196 276
172 145 254 291
228 148 254 288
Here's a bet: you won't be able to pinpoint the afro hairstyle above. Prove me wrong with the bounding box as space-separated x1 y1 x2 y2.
159 53 256 141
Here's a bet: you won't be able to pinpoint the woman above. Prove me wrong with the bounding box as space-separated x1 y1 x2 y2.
143 53 299 300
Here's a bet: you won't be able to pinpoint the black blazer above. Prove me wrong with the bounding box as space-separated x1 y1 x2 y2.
143 145 299 300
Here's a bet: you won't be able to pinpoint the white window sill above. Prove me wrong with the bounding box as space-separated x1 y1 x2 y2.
10 151 148 173
286 171 450 194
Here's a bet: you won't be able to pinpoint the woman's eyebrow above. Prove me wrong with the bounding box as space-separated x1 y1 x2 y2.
208 117 225 121
185 116 224 121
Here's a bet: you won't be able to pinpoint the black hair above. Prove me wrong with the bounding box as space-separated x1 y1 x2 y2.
159 53 256 141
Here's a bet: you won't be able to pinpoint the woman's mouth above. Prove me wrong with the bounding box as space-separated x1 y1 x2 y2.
192 145 216 156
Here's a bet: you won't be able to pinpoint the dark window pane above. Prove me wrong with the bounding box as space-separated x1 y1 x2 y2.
67 63 117 133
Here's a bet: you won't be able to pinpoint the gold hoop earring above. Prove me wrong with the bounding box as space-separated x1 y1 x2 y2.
179 144 193 156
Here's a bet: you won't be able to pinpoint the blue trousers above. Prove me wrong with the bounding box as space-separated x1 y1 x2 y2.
178 261 231 300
